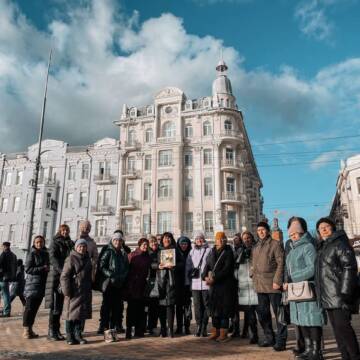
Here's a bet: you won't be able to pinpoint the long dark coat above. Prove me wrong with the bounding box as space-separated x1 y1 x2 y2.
175 237 192 306
202 245 236 318
60 250 92 321
44 234 74 309
315 230 359 313
24 246 50 299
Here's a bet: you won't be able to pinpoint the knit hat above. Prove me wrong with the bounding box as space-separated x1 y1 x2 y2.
316 217 336 232
75 238 87 249
193 230 205 240
178 236 190 245
215 231 226 241
288 221 304 236
257 221 270 232
112 232 123 241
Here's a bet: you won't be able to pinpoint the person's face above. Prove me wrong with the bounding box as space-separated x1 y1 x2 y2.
2 245 9 252
34 238 44 249
180 242 189 252
60 227 70 237
233 236 241 247
257 227 269 240
290 232 302 242
162 236 171 248
76 244 87 255
139 242 149 252
242 234 252 248
215 236 227 249
80 223 91 235
112 238 123 250
318 222 333 240
150 240 158 251
195 237 204 247
156 235 162 243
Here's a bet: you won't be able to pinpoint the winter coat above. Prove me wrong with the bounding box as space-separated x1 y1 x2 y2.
156 246 177 306
185 243 211 291
124 248 151 300
286 233 324 327
315 230 359 313
251 236 284 293
80 235 98 281
45 234 74 308
24 247 50 299
60 250 92 321
202 245 236 318
98 242 129 291
0 250 17 282
10 264 25 297
175 237 192 305
234 246 258 306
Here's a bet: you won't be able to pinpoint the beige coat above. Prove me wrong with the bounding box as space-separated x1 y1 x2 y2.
251 237 284 294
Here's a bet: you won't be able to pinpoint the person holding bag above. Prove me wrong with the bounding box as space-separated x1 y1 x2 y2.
284 218 324 360
186 231 211 337
202 231 235 343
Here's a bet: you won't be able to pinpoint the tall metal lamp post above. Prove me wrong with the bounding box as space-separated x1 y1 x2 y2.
27 50 52 253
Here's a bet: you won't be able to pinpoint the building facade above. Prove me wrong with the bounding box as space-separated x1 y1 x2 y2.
330 154 360 241
0 60 263 254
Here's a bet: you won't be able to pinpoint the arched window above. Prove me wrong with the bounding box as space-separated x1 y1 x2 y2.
203 121 212 136
162 121 175 138
145 128 153 143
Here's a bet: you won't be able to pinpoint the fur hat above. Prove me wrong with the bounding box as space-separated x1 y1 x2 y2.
316 217 336 232
257 221 270 232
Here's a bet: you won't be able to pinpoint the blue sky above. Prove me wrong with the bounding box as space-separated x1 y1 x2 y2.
1 0 360 231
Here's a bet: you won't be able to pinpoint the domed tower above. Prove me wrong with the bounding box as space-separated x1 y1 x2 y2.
212 59 236 109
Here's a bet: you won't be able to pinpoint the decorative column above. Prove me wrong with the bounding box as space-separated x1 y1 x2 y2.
115 150 125 228
193 146 203 231
213 142 223 230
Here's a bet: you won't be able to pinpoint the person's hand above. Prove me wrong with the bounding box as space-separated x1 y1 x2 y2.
159 263 165 270
283 283 288 291
273 283 281 290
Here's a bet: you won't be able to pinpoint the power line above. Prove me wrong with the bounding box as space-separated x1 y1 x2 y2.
254 148 360 157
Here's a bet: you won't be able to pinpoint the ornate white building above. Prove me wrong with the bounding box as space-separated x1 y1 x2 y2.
0 60 263 254
330 154 360 241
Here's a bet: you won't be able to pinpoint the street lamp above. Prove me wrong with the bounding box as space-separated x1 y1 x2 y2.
27 50 52 253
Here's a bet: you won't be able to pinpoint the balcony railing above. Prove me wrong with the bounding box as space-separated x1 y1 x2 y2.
221 192 247 204
124 140 140 149
123 169 140 179
91 205 115 215
119 199 139 209
93 173 115 184
221 159 245 170
157 136 180 143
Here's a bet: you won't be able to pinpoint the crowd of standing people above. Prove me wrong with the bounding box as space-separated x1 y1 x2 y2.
0 217 359 360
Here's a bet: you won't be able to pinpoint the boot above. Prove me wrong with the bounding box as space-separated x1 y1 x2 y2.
201 324 208 337
217 328 231 343
169 327 174 338
55 330 65 341
209 327 220 341
296 338 312 359
23 327 31 339
47 328 62 341
74 323 87 345
66 321 79 345
194 324 201 337
111 329 119 342
160 327 167 337
184 320 191 335
104 329 114 343
125 328 132 340
175 326 183 335
29 326 39 339
293 326 305 356
311 340 323 360
97 324 105 335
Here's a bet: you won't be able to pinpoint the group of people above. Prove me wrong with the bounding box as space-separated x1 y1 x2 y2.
0 217 359 360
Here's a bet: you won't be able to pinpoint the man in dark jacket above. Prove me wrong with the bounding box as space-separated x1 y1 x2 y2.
251 222 287 350
315 217 360 360
0 242 17 317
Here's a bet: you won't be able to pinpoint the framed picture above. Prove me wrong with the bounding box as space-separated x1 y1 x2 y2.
160 248 176 267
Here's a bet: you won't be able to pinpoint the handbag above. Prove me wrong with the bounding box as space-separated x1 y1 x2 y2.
208 250 225 281
190 249 207 279
287 281 315 302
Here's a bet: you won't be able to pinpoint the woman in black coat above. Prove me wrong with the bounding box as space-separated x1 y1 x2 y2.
23 235 50 339
175 236 192 335
45 224 74 341
202 231 235 343
156 232 177 338
315 217 360 360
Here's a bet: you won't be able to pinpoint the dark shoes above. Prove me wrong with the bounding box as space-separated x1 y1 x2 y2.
194 325 201 337
249 335 258 344
47 330 64 341
66 334 79 345
258 339 275 347
273 344 286 352
125 329 132 340
241 331 249 339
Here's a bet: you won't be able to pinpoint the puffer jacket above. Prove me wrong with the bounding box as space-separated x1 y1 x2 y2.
315 230 359 313
24 246 49 299
98 242 129 290
0 250 17 282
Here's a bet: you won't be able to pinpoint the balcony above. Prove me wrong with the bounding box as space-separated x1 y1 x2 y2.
220 159 245 172
220 129 244 143
119 199 139 210
124 140 140 150
91 205 115 216
122 169 140 179
93 173 116 184
157 136 180 144
221 192 247 205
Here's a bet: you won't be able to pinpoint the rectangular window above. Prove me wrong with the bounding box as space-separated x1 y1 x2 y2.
66 193 74 208
68 165 76 181
204 212 214 233
43 221 48 239
80 192 88 207
96 219 107 237
144 155 152 170
144 183 151 201
1 198 8 212
145 129 153 143
128 157 136 171
158 179 173 199
184 178 193 198
97 190 103 206
159 150 172 167
124 216 133 234
143 214 150 234
46 192 51 208
204 177 213 196
126 184 134 201
226 177 235 193
16 170 23 185
184 212 193 233
227 211 237 230
225 148 234 163
99 161 110 177
13 196 20 212
157 212 172 234
184 125 193 138
184 152 193 167
9 224 15 242
104 190 110 206
35 193 42 209
203 149 212 165
44 167 53 183
81 163 89 179
5 172 12 186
